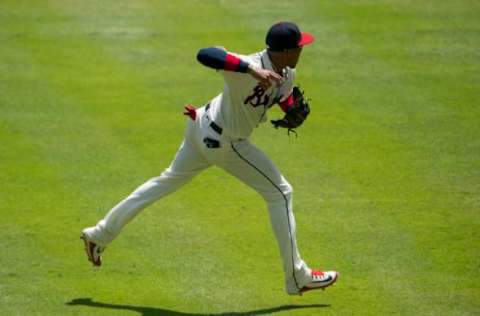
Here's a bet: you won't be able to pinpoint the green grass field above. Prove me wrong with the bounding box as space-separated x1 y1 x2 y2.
1 1 479 315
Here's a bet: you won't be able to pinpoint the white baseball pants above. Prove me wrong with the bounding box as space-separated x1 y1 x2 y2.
88 106 309 293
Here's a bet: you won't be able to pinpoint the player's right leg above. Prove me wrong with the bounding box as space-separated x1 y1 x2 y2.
82 122 211 266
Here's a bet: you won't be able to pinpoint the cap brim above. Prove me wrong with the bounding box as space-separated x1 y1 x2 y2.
298 32 315 46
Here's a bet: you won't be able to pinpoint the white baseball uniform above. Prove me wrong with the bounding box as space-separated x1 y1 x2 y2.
86 49 311 293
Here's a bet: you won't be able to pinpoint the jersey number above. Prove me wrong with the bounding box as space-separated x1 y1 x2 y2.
244 84 271 108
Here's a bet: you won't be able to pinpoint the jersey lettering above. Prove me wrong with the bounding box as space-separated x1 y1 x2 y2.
244 84 271 107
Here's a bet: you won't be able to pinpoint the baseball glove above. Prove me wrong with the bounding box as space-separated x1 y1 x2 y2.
271 86 310 134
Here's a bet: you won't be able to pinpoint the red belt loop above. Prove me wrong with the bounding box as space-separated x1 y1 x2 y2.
183 104 197 121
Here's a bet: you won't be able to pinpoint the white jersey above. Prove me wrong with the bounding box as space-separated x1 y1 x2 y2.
206 49 295 140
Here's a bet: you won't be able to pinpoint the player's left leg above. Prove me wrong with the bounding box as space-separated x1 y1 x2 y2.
215 139 338 294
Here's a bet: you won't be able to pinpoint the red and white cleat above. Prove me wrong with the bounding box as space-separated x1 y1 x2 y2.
80 229 105 267
298 269 339 295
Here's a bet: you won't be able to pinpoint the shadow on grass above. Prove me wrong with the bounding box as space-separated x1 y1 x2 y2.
66 298 330 315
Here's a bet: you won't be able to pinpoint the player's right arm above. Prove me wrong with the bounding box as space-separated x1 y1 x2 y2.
197 47 250 72
196 47 283 88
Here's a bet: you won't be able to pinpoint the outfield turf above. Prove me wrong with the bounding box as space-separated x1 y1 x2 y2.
1 1 479 315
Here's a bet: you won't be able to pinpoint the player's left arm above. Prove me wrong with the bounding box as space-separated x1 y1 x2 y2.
276 69 296 112
271 68 310 130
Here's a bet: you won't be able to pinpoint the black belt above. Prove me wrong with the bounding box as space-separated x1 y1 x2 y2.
205 103 223 135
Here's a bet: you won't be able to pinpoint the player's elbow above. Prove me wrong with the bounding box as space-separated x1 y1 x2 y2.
197 47 215 65
196 48 209 65
196 47 226 69
282 180 293 196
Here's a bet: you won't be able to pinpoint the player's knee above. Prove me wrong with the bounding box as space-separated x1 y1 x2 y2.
280 179 293 197
158 169 184 181
261 180 292 203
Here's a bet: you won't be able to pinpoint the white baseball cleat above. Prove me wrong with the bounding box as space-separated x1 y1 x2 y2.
80 229 105 267
296 269 339 295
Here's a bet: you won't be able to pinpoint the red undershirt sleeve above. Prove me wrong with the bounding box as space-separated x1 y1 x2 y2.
279 93 294 112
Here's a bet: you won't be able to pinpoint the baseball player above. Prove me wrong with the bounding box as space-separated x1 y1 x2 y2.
81 21 338 295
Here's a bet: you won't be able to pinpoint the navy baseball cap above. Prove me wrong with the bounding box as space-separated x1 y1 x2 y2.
266 22 315 51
